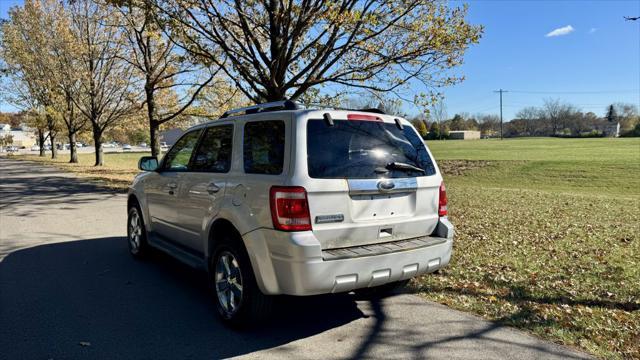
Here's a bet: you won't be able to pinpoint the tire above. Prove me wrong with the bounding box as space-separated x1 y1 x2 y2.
210 234 273 327
354 279 410 299
127 204 150 258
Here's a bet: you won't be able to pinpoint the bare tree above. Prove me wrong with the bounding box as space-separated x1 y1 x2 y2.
70 0 138 166
431 100 448 140
1 0 64 159
152 0 482 104
477 114 500 136
49 3 88 163
515 106 540 136
541 98 576 135
345 93 404 115
114 0 217 157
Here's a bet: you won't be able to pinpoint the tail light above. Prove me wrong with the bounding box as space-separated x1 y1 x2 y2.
438 181 448 217
270 186 312 231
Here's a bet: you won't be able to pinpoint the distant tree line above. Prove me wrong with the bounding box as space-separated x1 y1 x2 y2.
425 99 640 139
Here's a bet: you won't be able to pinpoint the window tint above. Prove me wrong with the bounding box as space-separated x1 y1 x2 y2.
307 119 436 179
161 129 202 171
191 125 233 173
243 120 285 175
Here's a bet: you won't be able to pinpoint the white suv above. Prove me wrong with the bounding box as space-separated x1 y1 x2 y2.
128 101 454 325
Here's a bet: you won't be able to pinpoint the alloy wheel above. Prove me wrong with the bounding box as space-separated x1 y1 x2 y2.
128 209 142 254
215 251 244 317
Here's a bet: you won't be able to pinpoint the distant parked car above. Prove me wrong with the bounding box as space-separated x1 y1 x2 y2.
6 145 19 153
76 142 84 148
122 144 132 151
160 142 169 151
30 145 40 151
103 143 116 148
139 142 147 148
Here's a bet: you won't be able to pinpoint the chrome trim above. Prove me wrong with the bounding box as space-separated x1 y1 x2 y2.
315 214 344 224
347 177 417 195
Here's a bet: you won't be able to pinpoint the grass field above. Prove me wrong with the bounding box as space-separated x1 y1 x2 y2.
8 137 640 358
13 151 150 189
422 137 640 359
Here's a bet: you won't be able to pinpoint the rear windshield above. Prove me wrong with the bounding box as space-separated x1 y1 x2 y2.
307 119 436 179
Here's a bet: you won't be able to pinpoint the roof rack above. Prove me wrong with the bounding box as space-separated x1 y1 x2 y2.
219 100 387 119
301 103 387 114
220 100 301 118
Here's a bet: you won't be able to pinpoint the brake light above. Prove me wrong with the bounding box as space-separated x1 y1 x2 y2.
347 113 382 121
270 186 312 231
438 181 448 217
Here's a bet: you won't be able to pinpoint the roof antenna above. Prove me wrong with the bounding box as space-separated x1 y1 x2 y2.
323 113 334 126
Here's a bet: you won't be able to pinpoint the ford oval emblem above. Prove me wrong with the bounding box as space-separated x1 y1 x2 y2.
378 180 395 191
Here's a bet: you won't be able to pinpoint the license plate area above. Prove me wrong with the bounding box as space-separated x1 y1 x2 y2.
350 192 415 220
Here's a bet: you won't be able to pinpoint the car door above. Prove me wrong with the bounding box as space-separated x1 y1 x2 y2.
176 124 234 252
144 129 202 242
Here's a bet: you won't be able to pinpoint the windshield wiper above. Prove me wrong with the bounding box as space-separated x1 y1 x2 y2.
386 162 425 174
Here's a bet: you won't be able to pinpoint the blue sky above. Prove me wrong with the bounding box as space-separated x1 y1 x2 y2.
439 0 640 119
1 0 639 119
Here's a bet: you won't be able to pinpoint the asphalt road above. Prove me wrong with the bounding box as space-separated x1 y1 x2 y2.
0 158 592 360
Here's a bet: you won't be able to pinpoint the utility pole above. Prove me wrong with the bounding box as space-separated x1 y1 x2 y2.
494 89 508 139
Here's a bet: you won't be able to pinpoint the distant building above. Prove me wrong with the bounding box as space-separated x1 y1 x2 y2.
0 127 37 148
449 130 481 140
1 124 36 147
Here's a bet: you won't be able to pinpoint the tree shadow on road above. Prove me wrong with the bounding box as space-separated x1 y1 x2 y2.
0 237 365 359
0 160 121 217
0 237 593 359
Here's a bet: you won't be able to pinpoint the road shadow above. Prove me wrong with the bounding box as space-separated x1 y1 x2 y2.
0 159 121 216
0 237 364 359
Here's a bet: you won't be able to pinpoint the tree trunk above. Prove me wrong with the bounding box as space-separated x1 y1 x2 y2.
69 132 78 163
146 87 161 158
150 121 160 158
38 129 45 157
92 124 104 166
50 132 58 159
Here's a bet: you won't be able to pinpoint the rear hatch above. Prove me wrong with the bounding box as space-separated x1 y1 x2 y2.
303 113 443 250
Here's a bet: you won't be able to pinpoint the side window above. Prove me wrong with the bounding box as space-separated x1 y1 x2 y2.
243 120 285 175
161 130 202 171
191 125 233 173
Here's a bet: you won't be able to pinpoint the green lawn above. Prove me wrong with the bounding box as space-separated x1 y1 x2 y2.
10 137 640 358
419 137 640 359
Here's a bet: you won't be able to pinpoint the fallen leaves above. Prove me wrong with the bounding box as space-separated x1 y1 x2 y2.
415 174 640 359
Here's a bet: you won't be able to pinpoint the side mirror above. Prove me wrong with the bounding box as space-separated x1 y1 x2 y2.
138 156 158 171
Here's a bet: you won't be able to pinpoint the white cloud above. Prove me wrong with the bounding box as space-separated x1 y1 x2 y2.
589 28 597 34
545 25 575 37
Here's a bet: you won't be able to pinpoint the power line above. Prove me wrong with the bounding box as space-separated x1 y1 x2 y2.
508 89 639 94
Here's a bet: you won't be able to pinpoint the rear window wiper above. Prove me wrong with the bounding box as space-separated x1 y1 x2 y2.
386 162 425 174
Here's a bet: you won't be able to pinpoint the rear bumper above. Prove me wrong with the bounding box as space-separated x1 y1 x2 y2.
243 219 454 296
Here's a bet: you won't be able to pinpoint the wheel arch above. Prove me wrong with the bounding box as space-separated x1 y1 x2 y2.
127 193 139 209
127 192 151 233
206 218 276 294
206 218 243 264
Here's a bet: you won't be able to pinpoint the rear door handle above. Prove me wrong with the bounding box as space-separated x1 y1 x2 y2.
206 183 221 194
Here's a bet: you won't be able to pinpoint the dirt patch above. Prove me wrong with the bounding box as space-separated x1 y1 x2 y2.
438 160 494 176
